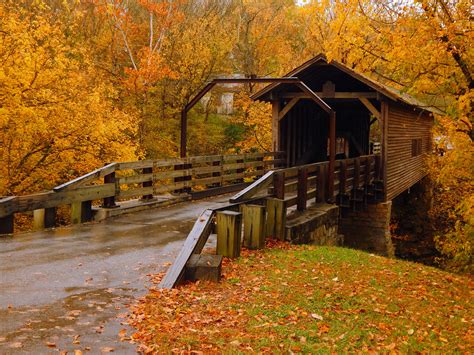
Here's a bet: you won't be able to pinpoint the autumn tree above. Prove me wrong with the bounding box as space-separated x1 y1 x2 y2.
0 0 138 195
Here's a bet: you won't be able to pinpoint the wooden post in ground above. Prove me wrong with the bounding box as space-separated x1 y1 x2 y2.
0 215 14 234
33 208 56 230
242 204 265 250
265 198 286 240
216 211 242 258
297 167 308 211
71 201 92 224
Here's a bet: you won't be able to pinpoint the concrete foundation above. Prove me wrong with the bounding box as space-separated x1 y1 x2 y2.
339 202 394 257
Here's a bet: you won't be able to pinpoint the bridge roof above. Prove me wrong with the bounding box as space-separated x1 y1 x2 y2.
251 54 442 115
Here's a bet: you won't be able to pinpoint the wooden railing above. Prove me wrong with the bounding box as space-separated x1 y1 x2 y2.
269 154 382 210
159 154 382 289
0 152 285 235
229 154 382 209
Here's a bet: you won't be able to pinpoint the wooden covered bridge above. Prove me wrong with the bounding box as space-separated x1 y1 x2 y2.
0 55 436 288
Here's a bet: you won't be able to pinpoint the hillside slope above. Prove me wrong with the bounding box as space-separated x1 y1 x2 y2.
129 242 473 353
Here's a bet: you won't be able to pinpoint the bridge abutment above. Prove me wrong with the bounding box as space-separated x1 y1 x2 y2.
339 201 395 257
283 202 395 257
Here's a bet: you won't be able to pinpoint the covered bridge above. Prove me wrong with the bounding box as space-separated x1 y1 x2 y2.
252 54 436 201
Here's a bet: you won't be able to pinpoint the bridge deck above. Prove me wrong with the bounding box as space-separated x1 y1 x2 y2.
0 194 229 353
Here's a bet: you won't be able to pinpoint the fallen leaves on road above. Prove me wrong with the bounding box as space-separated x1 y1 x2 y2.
101 346 115 352
8 342 22 349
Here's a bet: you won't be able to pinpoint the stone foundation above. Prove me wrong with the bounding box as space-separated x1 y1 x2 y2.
285 204 343 246
339 202 394 257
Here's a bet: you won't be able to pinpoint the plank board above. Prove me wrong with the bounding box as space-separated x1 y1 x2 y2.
229 171 274 203
159 209 215 289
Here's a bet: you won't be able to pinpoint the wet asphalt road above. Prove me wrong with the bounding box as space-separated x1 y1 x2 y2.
0 195 230 354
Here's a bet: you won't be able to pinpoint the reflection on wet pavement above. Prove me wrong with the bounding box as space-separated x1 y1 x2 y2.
0 195 230 354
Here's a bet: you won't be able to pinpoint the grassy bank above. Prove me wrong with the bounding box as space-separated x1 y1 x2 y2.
129 242 473 353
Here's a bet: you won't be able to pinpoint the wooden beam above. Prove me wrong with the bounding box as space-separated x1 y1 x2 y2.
159 209 215 289
295 82 333 114
229 170 274 203
328 111 336 201
281 92 378 99
54 162 117 192
359 97 381 120
272 100 280 152
278 98 299 121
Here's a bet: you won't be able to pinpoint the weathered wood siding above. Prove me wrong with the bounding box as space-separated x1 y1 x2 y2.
386 103 433 200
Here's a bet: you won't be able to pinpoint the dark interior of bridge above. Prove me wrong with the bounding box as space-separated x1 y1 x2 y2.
280 99 378 167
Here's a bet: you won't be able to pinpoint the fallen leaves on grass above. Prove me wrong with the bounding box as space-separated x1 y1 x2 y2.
128 241 474 353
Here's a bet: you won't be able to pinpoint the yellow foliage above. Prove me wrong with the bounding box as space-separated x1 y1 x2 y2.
429 116 474 272
0 1 138 195
230 93 272 153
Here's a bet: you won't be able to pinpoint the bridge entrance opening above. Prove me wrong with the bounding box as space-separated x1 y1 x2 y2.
279 99 376 167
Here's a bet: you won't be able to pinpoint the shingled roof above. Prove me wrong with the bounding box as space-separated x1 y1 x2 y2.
251 54 443 115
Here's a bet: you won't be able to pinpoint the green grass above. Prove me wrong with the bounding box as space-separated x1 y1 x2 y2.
129 244 473 353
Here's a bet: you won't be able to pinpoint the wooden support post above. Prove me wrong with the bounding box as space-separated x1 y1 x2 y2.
216 211 242 258
212 159 222 187
0 215 14 234
339 160 347 196
328 111 336 201
255 156 264 178
141 167 154 200
236 159 244 183
316 164 327 203
374 155 381 180
242 204 265 250
183 163 192 193
364 156 371 187
174 163 192 194
33 207 56 230
102 172 117 208
353 157 361 192
297 167 308 211
273 171 285 200
272 100 280 152
180 109 187 158
265 198 286 240
71 201 92 224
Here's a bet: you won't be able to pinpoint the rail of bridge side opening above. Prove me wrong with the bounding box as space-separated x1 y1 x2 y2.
159 153 382 289
0 152 285 235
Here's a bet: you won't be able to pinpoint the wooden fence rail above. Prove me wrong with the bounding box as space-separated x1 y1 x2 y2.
270 154 381 211
228 154 381 208
0 152 285 235
160 154 382 289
